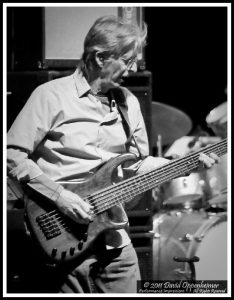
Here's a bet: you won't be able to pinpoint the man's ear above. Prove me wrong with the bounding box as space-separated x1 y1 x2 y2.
95 51 105 68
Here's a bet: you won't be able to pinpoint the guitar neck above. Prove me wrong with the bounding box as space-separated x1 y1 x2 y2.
85 138 227 215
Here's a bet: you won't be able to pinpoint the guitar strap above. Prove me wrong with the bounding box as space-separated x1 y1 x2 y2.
109 89 144 160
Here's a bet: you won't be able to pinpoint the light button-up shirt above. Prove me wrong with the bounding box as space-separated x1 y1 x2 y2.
7 64 149 249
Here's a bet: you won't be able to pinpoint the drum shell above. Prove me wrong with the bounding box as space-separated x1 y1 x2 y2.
153 211 227 280
161 172 205 210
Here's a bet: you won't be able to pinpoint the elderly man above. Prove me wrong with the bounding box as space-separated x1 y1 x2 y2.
7 15 219 293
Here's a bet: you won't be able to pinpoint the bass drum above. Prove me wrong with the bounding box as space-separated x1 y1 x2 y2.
153 211 227 280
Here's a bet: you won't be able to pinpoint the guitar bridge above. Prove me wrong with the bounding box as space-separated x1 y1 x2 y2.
36 212 62 240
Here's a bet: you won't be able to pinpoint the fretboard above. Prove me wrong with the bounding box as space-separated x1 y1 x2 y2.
85 138 227 215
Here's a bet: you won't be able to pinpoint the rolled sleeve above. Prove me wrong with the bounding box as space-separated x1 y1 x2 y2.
7 148 43 182
27 174 64 202
7 147 64 203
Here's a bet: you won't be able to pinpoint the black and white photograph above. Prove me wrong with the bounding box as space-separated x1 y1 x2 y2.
3 2 230 296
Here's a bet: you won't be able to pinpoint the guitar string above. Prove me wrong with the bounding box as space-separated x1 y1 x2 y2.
40 142 226 232
39 140 227 228
84 141 227 213
40 143 224 233
90 145 227 215
42 153 227 233
84 140 227 205
40 141 226 223
42 142 226 230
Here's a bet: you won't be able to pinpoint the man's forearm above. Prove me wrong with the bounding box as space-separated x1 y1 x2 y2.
27 174 64 202
7 147 64 203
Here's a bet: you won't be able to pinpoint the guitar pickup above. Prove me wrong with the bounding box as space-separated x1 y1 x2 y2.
45 229 61 240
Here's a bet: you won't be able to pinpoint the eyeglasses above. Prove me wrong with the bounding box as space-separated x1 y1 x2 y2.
102 55 137 70
120 57 137 70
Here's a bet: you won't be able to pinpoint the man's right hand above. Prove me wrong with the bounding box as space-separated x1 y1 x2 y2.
56 189 94 224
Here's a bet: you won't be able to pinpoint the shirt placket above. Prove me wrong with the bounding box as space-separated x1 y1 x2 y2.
95 99 119 162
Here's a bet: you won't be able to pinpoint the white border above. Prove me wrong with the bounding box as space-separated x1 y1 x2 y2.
3 2 232 7
3 2 231 298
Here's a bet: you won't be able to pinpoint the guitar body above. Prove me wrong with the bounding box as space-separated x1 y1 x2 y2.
25 153 137 264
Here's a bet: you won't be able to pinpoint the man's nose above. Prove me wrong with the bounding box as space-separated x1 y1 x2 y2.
123 62 138 77
129 62 138 73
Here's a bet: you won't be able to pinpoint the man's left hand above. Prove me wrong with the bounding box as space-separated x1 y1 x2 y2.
198 152 220 170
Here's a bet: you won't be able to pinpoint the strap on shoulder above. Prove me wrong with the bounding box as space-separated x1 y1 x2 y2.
109 89 143 159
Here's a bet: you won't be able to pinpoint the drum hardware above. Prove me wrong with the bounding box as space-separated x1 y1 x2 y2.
156 134 163 157
194 235 204 242
178 232 205 243
173 256 200 281
154 232 161 238
179 233 193 242
168 210 183 217
205 208 225 217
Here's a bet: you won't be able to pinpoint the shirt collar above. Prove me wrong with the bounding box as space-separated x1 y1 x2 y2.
73 61 91 98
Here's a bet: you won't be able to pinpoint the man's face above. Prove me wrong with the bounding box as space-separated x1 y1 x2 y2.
99 50 137 93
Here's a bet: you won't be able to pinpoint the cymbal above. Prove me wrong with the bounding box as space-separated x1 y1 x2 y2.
151 102 192 146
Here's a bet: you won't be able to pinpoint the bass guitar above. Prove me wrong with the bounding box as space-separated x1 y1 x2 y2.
25 138 227 263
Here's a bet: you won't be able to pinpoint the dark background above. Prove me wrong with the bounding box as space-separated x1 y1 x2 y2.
144 6 227 130
7 6 228 132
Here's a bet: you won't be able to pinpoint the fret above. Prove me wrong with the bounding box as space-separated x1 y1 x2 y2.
88 139 227 215
133 178 142 195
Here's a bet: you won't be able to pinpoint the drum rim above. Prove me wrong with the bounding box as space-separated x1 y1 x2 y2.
185 212 227 276
188 212 227 246
163 194 204 210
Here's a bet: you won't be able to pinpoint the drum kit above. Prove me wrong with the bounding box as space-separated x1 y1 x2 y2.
151 101 228 281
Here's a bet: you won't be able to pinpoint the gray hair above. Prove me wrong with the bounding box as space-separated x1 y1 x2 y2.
82 15 147 67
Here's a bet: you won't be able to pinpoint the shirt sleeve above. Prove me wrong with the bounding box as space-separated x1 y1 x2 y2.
7 84 64 201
